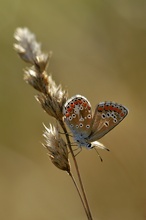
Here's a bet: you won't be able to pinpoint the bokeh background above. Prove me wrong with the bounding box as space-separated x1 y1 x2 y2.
0 0 146 219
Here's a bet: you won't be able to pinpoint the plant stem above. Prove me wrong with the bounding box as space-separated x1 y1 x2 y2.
68 171 89 218
59 119 93 220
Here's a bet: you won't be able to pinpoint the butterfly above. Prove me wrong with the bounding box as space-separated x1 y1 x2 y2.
63 95 128 151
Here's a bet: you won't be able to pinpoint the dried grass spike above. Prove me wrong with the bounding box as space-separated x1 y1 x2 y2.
43 124 70 172
14 27 41 64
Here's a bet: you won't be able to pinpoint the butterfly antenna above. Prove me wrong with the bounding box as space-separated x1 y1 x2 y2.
94 148 103 162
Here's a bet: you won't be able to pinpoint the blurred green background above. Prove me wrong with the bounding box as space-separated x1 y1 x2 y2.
0 0 146 219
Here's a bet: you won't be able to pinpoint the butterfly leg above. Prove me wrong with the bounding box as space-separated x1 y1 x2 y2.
74 147 82 157
59 131 73 137
67 143 82 156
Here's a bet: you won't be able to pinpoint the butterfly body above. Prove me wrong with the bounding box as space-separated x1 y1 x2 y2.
63 95 128 150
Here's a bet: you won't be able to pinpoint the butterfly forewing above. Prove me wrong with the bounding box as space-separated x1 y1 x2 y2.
63 95 93 138
88 101 129 142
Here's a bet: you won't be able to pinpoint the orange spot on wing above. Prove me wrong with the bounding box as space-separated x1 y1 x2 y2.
117 109 122 113
70 103 75 108
120 112 125 117
83 103 87 107
113 107 117 111
114 107 119 112
67 108 72 112
98 107 103 111
109 106 113 111
104 105 109 111
65 113 70 117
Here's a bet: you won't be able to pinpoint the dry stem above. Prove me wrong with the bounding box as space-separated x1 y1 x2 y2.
14 27 93 220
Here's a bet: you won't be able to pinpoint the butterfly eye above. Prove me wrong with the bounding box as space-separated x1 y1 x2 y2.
79 123 83 127
72 114 76 118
